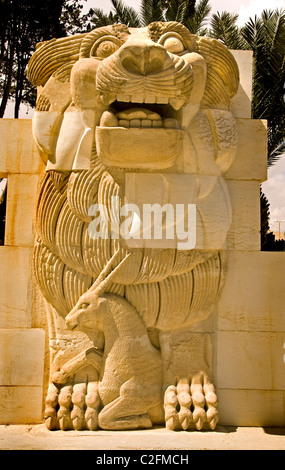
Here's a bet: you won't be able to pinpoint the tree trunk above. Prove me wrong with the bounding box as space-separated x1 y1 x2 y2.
0 42 15 118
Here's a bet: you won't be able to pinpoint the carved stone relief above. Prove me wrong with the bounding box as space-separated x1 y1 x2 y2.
27 21 239 431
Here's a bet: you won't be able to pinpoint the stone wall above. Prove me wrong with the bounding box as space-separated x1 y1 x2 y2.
0 119 46 423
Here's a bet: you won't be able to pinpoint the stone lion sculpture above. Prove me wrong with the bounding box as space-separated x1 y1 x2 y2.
27 21 239 431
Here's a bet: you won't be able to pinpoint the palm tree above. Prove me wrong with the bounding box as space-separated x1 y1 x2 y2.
241 9 285 167
89 0 208 31
184 0 211 35
87 0 141 28
209 11 247 49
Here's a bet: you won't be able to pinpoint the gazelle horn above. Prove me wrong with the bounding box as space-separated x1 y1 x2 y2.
89 249 131 296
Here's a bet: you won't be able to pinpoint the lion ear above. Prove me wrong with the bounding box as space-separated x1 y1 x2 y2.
27 33 86 87
196 37 239 109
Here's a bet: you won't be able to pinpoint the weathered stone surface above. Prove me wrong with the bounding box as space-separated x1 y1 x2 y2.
227 181 261 251
5 174 40 247
0 119 45 176
0 247 32 328
225 119 267 182
0 329 45 424
229 50 253 119
0 329 45 386
218 389 285 427
217 251 285 332
0 387 44 424
216 331 285 390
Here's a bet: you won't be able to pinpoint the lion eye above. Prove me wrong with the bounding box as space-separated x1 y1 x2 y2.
158 33 185 54
90 36 121 58
80 302 89 309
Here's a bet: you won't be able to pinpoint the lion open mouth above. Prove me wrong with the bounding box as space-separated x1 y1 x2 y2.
96 94 186 169
100 96 184 130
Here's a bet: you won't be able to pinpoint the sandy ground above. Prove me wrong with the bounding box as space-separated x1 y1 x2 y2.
0 424 284 451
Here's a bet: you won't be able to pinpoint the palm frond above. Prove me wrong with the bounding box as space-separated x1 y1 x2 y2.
140 0 164 26
268 141 285 167
185 0 211 34
210 11 247 49
111 0 141 27
241 9 285 166
88 8 117 27
164 0 196 24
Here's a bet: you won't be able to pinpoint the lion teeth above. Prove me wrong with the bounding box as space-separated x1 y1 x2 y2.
116 108 161 121
117 94 131 102
156 97 169 104
100 110 119 127
115 94 169 105
129 119 141 128
101 94 184 109
169 97 185 110
143 94 156 104
141 119 152 128
118 119 163 128
163 118 180 129
152 120 163 128
130 94 144 103
116 118 179 129
118 119 130 128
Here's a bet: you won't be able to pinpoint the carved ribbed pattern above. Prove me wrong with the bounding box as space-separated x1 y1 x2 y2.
27 34 86 86
197 37 239 108
67 170 102 223
125 254 222 330
34 169 224 324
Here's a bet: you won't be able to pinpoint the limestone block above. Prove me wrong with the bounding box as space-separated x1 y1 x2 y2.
5 174 40 247
225 119 267 182
0 386 43 424
217 251 285 332
0 247 32 328
0 329 45 386
124 173 232 250
216 331 285 390
0 119 44 176
218 389 284 426
226 180 260 251
229 50 253 119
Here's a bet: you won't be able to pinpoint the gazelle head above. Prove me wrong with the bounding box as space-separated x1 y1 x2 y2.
65 250 130 331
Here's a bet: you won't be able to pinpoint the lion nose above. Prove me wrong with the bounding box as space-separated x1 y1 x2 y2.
119 42 167 76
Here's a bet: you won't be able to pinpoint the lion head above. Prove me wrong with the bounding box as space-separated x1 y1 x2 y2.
27 21 239 174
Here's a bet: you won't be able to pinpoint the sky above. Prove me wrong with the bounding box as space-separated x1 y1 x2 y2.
4 0 285 232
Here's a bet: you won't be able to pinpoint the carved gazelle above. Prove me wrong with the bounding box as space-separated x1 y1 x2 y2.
65 249 164 430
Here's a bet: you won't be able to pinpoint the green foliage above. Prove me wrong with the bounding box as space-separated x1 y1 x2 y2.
87 8 118 28
140 0 165 26
185 0 211 34
0 0 90 118
162 0 196 25
241 9 285 166
110 0 141 27
209 11 247 49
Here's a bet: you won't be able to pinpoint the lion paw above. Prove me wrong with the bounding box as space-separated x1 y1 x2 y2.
44 380 100 431
164 374 218 431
